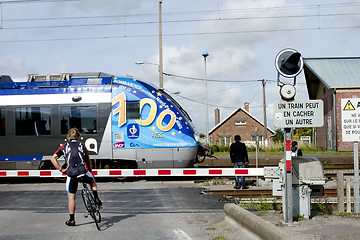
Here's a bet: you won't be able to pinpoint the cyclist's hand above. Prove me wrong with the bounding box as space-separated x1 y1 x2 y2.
60 164 68 173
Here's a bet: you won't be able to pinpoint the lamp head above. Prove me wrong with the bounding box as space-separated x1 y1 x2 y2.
202 51 209 58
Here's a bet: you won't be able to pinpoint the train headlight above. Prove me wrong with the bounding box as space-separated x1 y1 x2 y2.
194 133 200 142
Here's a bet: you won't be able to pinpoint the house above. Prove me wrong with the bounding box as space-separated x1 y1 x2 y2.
303 57 360 151
209 103 275 146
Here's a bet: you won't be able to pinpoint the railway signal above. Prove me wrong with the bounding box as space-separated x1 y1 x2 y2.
275 48 304 223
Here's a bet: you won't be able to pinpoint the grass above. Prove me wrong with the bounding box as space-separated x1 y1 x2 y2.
235 195 334 219
236 197 281 211
212 234 227 240
212 141 352 156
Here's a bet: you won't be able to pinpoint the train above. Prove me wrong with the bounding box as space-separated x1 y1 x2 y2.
0 72 203 170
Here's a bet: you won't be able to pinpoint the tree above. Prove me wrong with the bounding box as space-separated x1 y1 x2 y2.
273 129 284 143
293 127 312 141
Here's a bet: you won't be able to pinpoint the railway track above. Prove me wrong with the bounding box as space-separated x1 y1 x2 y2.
202 188 350 199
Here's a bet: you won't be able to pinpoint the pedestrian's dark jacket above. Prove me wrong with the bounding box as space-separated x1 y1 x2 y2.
291 147 303 156
230 141 249 163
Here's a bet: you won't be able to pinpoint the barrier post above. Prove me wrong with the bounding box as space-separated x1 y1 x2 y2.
354 141 359 213
283 128 293 223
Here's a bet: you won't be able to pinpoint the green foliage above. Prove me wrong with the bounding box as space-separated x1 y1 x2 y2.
210 144 230 153
211 177 226 185
272 129 284 143
236 197 281 211
199 133 205 139
293 127 312 141
312 195 332 215
212 234 227 240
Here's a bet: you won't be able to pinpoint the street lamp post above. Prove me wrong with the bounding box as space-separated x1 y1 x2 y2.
159 0 164 89
202 51 209 145
135 62 161 83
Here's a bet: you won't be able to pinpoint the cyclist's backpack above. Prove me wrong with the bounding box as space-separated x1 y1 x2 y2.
63 141 88 177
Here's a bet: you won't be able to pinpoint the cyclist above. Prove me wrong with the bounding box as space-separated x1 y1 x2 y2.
51 127 102 226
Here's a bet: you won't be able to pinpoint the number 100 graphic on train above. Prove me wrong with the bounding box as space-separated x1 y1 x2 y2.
0 73 200 170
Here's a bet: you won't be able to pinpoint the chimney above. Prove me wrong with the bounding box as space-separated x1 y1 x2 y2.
215 108 220 126
244 102 249 112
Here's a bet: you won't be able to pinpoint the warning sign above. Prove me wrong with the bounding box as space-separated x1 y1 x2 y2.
344 100 356 111
341 98 360 142
273 100 324 128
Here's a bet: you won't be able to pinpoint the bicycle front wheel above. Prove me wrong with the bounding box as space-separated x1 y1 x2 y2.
88 192 102 230
81 189 92 213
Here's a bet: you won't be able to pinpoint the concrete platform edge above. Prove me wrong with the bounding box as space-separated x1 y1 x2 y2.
224 203 289 240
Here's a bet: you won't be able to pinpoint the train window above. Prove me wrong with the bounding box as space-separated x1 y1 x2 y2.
126 101 140 120
60 106 97 134
0 108 5 136
15 107 51 136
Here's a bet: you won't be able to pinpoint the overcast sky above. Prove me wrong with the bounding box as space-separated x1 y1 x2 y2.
1 0 359 135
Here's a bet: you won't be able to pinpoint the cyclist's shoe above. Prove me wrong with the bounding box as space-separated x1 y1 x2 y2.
65 220 75 226
95 199 102 209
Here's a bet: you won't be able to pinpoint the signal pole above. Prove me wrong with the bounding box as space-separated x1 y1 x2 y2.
275 48 304 223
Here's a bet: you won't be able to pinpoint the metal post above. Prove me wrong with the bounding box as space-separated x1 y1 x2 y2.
255 127 258 186
283 128 293 223
202 52 209 145
158 0 164 89
354 141 359 213
262 79 268 147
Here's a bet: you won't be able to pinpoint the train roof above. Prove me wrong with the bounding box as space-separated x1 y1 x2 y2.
0 72 130 89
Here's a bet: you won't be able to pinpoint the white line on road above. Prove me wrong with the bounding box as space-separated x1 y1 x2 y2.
174 229 192 240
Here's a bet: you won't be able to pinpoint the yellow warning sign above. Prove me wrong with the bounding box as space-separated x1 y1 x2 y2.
343 100 355 111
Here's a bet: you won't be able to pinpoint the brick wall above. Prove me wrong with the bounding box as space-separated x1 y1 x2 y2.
209 108 273 145
315 82 334 150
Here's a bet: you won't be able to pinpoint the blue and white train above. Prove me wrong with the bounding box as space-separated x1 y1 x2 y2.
0 72 201 170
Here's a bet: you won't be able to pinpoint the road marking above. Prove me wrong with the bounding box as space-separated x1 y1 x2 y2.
174 229 192 240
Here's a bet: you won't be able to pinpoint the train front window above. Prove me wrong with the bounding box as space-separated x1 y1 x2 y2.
15 107 51 136
61 106 97 134
126 101 140 120
0 108 5 136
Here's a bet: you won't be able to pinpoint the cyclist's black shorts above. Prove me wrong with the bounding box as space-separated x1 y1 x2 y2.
66 171 94 194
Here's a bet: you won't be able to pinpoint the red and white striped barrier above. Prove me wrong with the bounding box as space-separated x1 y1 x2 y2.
0 168 264 178
285 140 292 172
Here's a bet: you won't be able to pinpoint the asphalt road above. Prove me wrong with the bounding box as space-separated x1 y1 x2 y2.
0 180 227 240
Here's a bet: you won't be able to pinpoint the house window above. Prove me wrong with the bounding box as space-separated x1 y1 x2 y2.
251 135 263 142
235 120 246 126
16 107 51 136
224 136 232 146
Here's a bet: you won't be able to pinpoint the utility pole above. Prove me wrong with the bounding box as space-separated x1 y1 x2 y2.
159 0 164 89
262 79 268 146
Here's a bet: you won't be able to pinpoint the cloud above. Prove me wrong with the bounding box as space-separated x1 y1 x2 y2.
73 0 153 15
0 57 36 80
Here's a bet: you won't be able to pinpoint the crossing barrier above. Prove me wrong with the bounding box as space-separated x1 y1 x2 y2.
0 168 264 177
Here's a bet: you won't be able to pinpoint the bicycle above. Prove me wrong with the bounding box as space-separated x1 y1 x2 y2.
78 174 101 230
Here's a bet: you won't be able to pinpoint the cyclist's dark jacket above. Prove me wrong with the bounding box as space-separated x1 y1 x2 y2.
55 140 90 177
